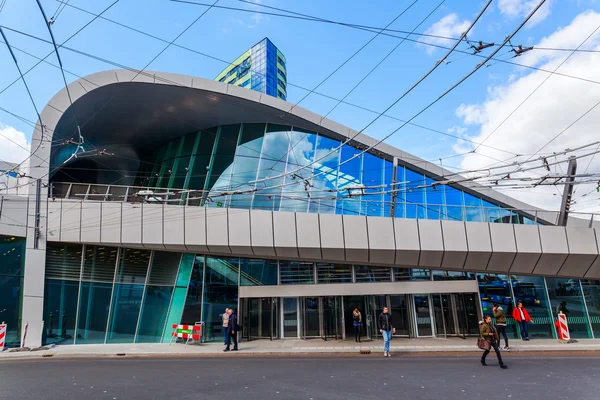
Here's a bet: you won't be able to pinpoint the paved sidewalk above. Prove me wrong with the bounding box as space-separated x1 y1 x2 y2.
2 337 600 360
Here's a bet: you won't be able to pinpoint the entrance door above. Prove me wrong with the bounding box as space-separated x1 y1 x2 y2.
240 297 278 340
282 297 298 338
302 297 320 338
389 295 410 336
413 294 434 337
433 294 456 337
321 296 342 340
431 293 480 337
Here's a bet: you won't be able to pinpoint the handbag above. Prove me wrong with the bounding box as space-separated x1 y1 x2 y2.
477 337 491 351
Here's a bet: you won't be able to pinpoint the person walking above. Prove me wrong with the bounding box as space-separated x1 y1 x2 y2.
222 308 229 345
493 303 510 351
378 307 395 357
224 308 238 352
352 308 362 343
480 315 508 369
512 301 532 341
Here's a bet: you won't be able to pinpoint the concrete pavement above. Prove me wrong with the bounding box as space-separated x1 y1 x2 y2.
2 337 600 361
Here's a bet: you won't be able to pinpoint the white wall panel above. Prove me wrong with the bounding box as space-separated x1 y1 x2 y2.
163 205 186 251
142 203 164 249
0 197 28 237
418 220 443 268
586 230 600 278
296 212 321 260
367 216 395 265
511 225 541 274
60 201 81 243
100 202 122 245
206 208 230 253
121 203 142 246
273 211 298 258
228 208 252 255
250 210 276 257
558 228 598 277
488 224 516 272
533 226 569 276
184 206 207 252
45 200 62 241
464 222 492 271
343 215 369 263
394 218 420 266
319 214 345 261
441 221 467 270
80 202 101 244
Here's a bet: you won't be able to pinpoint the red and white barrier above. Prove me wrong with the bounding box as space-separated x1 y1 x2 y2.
0 323 7 351
556 313 570 341
169 324 202 347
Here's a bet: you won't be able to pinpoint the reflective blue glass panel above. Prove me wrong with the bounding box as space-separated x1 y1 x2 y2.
279 128 316 213
75 281 112 344
337 145 362 215
106 284 144 343
202 257 239 342
581 280 600 337
546 278 592 339
511 275 555 339
464 193 483 222
477 273 519 338
228 123 265 209
43 279 80 345
136 285 174 343
181 256 204 325
310 135 340 214
405 169 425 219
252 124 289 210
444 186 464 221
240 258 278 286
483 200 502 223
383 161 394 217
425 178 444 220
362 153 384 216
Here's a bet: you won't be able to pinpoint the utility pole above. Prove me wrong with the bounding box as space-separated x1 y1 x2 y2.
557 156 577 226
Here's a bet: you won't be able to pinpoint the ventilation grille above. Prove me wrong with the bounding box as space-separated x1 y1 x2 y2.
45 244 83 280
81 245 119 282
116 248 150 284
148 251 180 286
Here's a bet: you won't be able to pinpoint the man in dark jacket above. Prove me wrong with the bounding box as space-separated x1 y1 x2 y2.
224 309 238 352
480 315 507 369
493 303 510 351
378 307 395 357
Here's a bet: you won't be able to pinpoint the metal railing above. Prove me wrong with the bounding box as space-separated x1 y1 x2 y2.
48 182 597 225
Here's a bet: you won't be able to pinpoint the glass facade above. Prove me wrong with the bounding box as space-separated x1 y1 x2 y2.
40 243 600 343
214 38 287 100
0 235 25 348
135 122 535 224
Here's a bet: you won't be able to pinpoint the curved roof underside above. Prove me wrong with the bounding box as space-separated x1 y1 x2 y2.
33 69 558 224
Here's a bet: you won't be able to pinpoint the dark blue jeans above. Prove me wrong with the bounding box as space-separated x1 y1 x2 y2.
519 321 529 339
223 326 228 344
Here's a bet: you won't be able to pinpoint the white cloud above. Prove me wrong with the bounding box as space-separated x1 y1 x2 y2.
498 0 553 27
422 13 471 55
0 123 30 164
453 11 600 212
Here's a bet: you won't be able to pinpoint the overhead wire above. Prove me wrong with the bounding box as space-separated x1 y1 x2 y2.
245 0 540 195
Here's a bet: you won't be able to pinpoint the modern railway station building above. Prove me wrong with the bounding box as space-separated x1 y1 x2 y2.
1 69 600 348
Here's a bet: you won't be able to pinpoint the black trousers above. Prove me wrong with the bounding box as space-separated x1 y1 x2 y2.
226 331 238 350
353 325 361 341
496 325 509 347
482 341 504 366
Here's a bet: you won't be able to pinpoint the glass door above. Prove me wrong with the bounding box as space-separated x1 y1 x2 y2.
413 294 434 337
454 293 480 337
282 297 298 338
389 295 410 336
303 297 320 338
433 294 456 337
322 296 342 340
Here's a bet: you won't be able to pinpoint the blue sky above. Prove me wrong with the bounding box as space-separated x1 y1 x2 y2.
1 0 600 210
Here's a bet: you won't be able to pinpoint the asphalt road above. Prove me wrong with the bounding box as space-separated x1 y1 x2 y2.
1 354 599 400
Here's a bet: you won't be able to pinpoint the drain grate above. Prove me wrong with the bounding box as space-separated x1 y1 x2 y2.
359 350 371 355
42 354 53 358
116 353 126 356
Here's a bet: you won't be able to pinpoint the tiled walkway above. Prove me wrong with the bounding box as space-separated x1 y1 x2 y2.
2 337 600 360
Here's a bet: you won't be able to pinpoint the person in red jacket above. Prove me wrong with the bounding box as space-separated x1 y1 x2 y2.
512 301 532 340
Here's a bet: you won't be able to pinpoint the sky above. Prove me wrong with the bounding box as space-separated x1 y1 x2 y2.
0 0 600 213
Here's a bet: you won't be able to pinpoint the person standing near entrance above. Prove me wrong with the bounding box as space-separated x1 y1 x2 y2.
352 308 362 343
224 308 238 352
378 307 395 357
512 301 532 341
222 308 229 345
480 315 508 369
493 303 510 351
